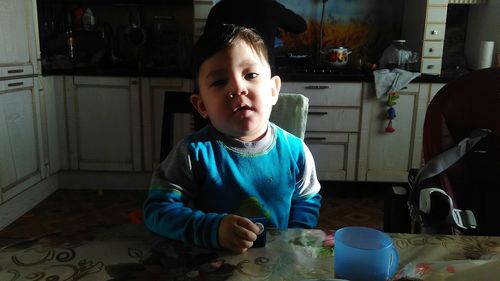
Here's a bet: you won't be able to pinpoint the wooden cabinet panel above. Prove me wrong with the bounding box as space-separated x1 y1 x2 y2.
422 41 444 57
65 76 142 171
307 108 360 132
358 82 431 182
282 82 362 106
0 0 31 65
305 132 358 181
282 82 362 181
0 78 43 202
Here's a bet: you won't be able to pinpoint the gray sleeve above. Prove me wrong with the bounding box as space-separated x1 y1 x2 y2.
297 141 321 197
150 140 199 200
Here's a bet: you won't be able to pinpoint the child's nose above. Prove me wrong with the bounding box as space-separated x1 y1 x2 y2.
228 78 248 98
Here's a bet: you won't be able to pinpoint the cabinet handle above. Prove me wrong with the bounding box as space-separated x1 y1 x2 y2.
304 85 329 90
431 30 439 35
305 137 327 141
428 48 434 53
308 111 328 116
7 69 24 74
130 80 138 85
7 82 24 87
427 65 435 69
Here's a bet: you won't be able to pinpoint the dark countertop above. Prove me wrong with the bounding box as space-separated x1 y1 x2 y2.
42 66 466 84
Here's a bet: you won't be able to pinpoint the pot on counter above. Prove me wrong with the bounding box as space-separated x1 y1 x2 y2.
323 47 352 67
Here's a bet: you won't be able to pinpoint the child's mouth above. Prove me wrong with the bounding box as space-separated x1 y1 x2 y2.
233 105 254 116
235 105 251 112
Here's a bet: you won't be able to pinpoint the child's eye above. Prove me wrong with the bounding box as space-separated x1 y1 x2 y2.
244 73 259 80
210 79 227 87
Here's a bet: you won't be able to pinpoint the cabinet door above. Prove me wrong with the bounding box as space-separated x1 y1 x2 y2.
141 78 193 170
358 83 429 182
0 78 43 202
0 0 31 65
65 76 142 171
40 76 65 174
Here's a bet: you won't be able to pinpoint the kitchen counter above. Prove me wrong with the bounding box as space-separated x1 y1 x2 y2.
42 66 192 79
41 66 465 84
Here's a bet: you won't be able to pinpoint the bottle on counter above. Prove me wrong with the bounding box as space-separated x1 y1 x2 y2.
66 30 75 61
82 8 95 31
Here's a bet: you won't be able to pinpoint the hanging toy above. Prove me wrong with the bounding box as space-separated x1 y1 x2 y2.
385 107 396 133
387 91 399 106
385 91 399 133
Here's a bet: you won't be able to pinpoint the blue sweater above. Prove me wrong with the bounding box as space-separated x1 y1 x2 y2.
144 123 321 249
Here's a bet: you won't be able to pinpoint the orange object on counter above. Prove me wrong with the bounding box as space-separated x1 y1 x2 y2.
128 209 143 225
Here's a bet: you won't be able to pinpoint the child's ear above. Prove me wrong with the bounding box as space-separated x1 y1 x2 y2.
270 75 281 105
190 94 209 119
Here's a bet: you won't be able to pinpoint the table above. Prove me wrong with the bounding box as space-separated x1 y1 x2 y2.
1 225 500 280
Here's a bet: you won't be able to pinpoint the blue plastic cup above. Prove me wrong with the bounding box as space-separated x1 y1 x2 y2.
334 226 399 281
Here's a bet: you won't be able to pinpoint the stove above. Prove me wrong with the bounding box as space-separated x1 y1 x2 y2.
277 64 370 78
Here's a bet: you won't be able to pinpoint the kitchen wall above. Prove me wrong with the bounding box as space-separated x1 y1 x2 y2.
465 1 500 69
276 0 404 67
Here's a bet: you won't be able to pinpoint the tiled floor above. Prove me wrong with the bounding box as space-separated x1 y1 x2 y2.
0 183 385 238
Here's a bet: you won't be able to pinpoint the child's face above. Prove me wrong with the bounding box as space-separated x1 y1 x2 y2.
191 40 281 141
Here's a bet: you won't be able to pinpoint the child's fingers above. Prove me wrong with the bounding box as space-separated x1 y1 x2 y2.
236 217 261 235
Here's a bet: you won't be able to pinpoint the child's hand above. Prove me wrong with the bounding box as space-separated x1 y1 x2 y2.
218 214 260 253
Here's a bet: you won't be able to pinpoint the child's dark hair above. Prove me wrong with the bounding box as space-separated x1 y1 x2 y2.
191 24 269 93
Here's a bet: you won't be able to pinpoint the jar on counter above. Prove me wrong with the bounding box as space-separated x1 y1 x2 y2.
379 40 418 70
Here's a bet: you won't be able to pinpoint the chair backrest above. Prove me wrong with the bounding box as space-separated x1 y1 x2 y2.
160 92 207 162
420 67 500 235
270 93 309 140
160 92 310 162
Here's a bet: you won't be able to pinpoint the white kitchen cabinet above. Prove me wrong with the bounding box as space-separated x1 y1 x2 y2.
402 0 448 75
281 82 362 181
64 76 142 171
141 77 193 170
39 76 65 174
358 83 432 182
0 0 32 65
193 0 213 42
0 77 45 203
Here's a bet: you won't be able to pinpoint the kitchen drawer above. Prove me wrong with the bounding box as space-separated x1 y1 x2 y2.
420 58 442 75
449 0 487 3
306 107 360 132
424 24 446 40
193 0 213 20
0 65 33 78
281 82 362 106
426 6 448 23
305 132 357 181
422 41 444 57
0 77 34 92
428 0 448 4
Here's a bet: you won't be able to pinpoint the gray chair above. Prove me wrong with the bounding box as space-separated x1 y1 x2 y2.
270 93 309 140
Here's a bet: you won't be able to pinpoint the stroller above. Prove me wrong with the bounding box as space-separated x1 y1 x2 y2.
387 67 500 235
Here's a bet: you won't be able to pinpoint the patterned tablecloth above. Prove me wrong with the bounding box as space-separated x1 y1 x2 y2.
1 224 500 280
